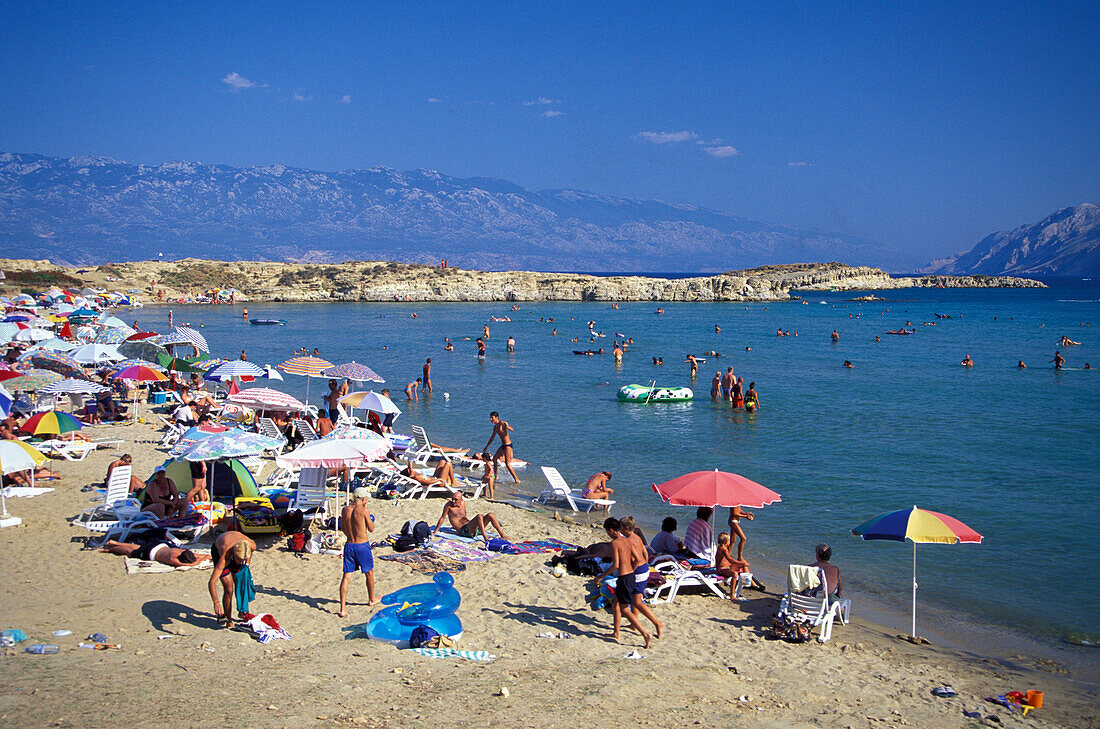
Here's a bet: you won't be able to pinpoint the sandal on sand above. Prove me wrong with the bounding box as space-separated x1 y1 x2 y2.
932 686 958 698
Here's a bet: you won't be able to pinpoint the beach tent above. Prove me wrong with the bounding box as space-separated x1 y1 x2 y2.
154 458 260 505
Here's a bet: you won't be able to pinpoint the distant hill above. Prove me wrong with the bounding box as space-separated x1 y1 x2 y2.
0 152 900 272
925 204 1099 276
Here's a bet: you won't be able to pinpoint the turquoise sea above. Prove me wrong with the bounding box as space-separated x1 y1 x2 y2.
134 279 1099 660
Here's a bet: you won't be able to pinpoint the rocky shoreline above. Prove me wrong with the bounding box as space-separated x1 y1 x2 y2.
0 258 1045 303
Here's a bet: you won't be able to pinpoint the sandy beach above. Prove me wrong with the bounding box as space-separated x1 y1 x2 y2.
1 405 1096 729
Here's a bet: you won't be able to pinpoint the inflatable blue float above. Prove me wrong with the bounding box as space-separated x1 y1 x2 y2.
366 572 462 647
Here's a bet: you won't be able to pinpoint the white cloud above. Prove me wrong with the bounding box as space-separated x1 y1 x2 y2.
787 161 813 167
427 97 442 103
541 110 564 117
635 130 699 144
703 145 740 158
523 96 560 106
340 94 352 104
222 72 263 91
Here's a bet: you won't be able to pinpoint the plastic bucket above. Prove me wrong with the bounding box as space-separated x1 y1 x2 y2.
1026 690 1044 708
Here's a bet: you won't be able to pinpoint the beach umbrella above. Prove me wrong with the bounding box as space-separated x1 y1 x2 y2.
322 422 392 441
117 339 166 362
0 439 49 528
22 410 84 439
852 506 983 639
160 326 209 353
323 362 385 383
125 331 159 341
156 352 203 374
14 328 54 342
33 337 78 352
0 323 21 340
651 469 782 509
176 430 284 461
0 383 11 417
276 436 390 469
262 365 283 381
96 315 129 329
277 355 333 405
17 351 87 379
111 358 164 373
5 368 63 392
38 378 110 396
340 390 401 414
190 357 228 371
652 469 781 562
168 423 232 457
68 308 98 320
228 387 307 412
112 365 168 421
0 370 22 384
70 343 124 364
204 361 267 381
93 328 129 345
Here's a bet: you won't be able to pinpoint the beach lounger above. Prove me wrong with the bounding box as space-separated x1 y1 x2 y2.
292 467 329 522
42 438 99 461
155 413 186 449
778 565 848 642
257 417 289 453
406 425 447 466
534 466 616 513
646 556 730 605
73 465 151 532
292 418 319 445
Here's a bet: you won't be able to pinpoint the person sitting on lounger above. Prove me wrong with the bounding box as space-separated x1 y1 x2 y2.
650 517 689 557
684 507 715 563
431 456 457 488
106 453 147 494
142 465 187 519
812 543 843 599
715 532 764 593
101 539 206 568
582 471 614 500
434 491 509 540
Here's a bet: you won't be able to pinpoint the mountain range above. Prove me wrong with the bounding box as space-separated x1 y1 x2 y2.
925 204 1099 276
0 152 899 272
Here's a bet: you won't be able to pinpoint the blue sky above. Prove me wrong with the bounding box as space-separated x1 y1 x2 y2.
1 1 1096 264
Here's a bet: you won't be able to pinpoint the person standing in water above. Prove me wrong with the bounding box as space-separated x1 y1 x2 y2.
242 307 248 320
731 377 745 409
484 411 520 485
687 353 698 378
476 338 486 359
422 358 433 393
1051 351 1065 369
745 382 760 411
710 371 721 399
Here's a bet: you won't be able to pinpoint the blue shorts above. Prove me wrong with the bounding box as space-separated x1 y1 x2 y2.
342 541 374 574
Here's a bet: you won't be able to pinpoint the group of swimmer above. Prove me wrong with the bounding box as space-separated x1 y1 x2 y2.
709 368 760 410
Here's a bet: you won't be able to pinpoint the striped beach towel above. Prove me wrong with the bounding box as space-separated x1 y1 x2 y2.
412 647 495 661
508 538 578 554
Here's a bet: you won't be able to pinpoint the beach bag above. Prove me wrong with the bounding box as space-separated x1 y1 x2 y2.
280 509 305 535
409 625 440 649
412 521 432 547
286 529 312 553
393 521 420 552
485 537 513 553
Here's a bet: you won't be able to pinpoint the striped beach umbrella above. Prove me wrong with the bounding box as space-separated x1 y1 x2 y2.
38 377 110 396
111 358 164 373
228 387 307 411
323 361 385 383
168 423 232 457
204 360 267 381
22 410 84 437
160 326 209 353
278 355 334 404
852 506 983 639
112 365 168 382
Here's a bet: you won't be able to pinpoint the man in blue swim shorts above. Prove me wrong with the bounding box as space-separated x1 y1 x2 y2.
338 487 378 618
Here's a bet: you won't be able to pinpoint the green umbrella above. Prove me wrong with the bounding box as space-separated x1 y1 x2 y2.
156 352 202 374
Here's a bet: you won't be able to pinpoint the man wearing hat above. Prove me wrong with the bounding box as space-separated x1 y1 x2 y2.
337 487 378 618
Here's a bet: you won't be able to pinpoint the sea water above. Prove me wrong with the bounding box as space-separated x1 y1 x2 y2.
136 279 1099 654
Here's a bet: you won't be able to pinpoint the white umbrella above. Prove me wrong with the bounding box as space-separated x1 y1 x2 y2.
340 390 401 415
0 440 48 527
14 328 53 342
275 436 391 532
262 365 283 381
33 338 78 352
69 343 124 364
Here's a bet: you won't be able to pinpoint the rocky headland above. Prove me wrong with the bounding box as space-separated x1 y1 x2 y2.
0 259 1045 303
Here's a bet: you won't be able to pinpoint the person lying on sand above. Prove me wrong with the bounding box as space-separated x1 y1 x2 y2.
434 491 509 541
102 539 206 568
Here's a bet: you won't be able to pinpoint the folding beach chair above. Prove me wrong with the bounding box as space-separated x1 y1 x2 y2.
257 417 289 453
43 438 99 462
292 418 319 445
292 467 329 523
777 566 850 642
534 466 615 513
406 425 447 466
646 555 731 605
73 465 152 533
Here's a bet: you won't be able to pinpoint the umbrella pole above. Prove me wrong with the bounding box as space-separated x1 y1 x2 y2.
911 541 918 638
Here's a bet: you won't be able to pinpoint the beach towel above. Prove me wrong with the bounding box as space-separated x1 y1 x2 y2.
377 551 466 575
412 647 494 661
428 539 497 563
1 486 55 498
235 564 256 613
787 565 821 593
508 538 578 555
236 612 290 645
432 527 478 543
124 549 212 575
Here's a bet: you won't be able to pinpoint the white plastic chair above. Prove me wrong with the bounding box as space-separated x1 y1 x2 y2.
778 566 849 642
292 467 329 522
73 465 151 532
646 555 730 605
534 466 616 513
406 425 446 466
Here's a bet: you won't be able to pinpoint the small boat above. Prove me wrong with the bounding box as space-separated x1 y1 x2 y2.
617 384 694 403
250 319 287 326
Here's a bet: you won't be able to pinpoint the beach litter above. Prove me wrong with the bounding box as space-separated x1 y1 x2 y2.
1 628 29 646
51 630 72 637
536 631 573 639
25 644 60 654
624 650 645 660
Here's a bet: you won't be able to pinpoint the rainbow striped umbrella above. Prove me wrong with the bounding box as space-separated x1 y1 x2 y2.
113 365 168 382
277 355 334 404
22 410 84 437
852 506 983 639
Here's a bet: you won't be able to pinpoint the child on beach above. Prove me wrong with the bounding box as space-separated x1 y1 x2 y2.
478 452 495 499
593 517 661 648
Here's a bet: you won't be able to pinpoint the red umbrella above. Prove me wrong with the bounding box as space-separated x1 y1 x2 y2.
651 469 782 508
125 331 159 341
0 370 23 383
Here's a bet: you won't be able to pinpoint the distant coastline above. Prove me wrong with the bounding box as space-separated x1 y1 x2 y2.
0 258 1045 304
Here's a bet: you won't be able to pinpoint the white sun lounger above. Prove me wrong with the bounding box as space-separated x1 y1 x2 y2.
73 465 152 532
534 466 615 513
